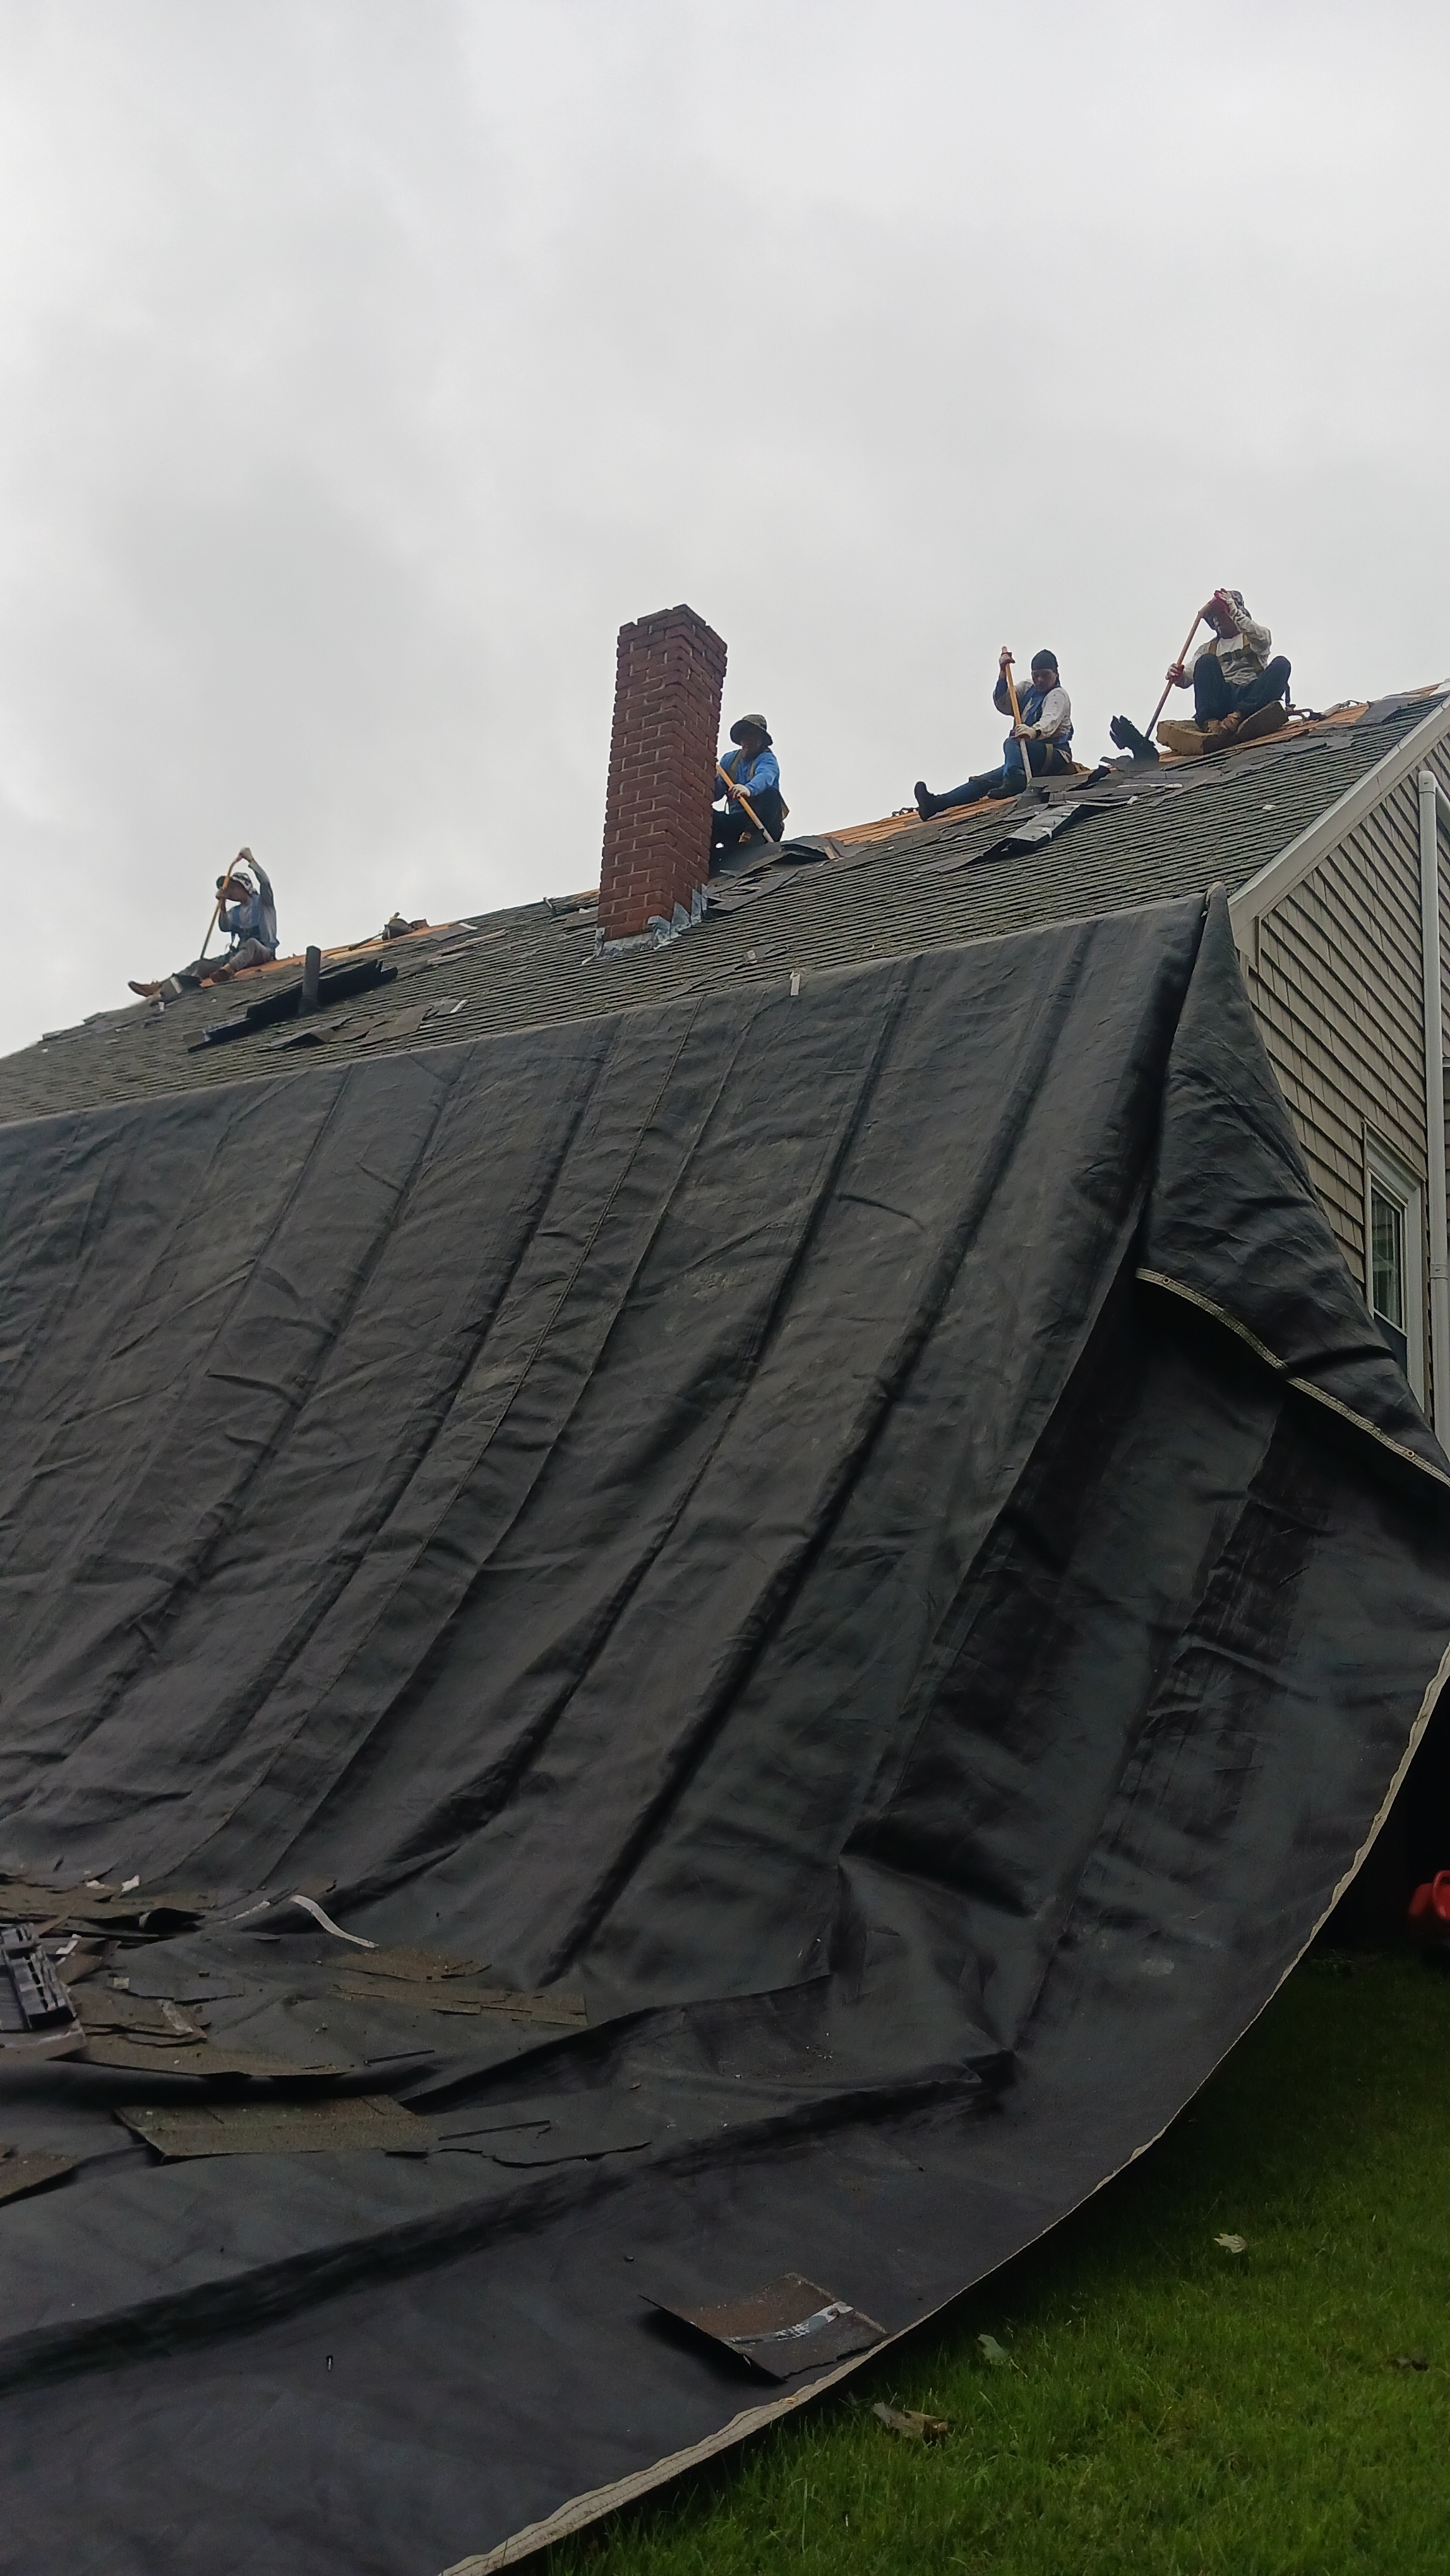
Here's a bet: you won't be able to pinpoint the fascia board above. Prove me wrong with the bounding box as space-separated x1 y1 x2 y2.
1228 693 1450 940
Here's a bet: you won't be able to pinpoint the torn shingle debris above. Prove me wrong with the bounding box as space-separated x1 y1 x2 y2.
115 2096 437 2161
647 2275 887 2380
187 950 398 1051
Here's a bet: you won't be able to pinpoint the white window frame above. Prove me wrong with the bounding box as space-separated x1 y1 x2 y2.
1363 1131 1425 1403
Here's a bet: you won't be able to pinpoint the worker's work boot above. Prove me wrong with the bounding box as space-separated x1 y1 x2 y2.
128 981 161 998
914 781 940 820
1233 700 1289 747
1199 712 1246 748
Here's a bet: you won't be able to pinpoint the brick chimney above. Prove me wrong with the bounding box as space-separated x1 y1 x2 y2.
597 604 728 943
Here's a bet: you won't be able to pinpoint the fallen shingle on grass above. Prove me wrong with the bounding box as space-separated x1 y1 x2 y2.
548 1952 1450 2575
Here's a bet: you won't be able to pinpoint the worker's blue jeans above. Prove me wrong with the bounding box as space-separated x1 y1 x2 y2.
161 939 276 999
1192 654 1291 724
711 787 785 863
933 737 1071 813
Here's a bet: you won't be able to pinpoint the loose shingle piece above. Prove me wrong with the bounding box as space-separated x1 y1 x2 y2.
0 2147 83 2204
85 2036 352 2078
332 1971 585 2024
648 2273 886 2380
115 2096 436 2159
341 1944 486 1983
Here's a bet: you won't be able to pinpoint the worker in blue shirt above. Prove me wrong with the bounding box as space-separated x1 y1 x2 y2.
129 850 279 1001
711 715 785 864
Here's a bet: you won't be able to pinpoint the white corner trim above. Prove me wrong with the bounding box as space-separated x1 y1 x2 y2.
1420 770 1450 1441
1228 693 1450 939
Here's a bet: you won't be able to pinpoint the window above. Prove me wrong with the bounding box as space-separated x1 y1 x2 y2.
1370 1179 1408 1372
1363 1136 1425 1398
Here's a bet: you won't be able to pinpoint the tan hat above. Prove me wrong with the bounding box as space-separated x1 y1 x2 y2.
729 713 772 748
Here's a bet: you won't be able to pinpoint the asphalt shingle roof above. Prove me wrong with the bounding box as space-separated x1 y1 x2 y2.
0 698 1440 1128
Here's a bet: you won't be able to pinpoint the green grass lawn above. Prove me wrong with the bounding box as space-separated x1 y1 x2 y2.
553 1952 1450 2576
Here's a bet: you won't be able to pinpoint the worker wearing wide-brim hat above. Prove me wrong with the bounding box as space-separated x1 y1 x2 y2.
712 713 786 867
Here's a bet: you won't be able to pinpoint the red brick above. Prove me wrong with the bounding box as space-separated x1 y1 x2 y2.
598 604 726 941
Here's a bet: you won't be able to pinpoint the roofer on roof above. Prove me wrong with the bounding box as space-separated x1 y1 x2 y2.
711 715 786 866
128 850 279 1003
1163 590 1292 746
914 648 1074 821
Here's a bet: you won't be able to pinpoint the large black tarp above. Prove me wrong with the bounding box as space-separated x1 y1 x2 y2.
0 891 1447 2575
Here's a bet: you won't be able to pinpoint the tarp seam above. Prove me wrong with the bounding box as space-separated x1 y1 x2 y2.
1135 1267 1450 1489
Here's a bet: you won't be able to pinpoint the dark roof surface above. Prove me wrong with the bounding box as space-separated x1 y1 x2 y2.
1 696 1442 1127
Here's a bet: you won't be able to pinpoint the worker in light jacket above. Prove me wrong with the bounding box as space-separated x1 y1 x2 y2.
128 851 279 1002
914 649 1074 820
1166 590 1292 739
711 715 786 864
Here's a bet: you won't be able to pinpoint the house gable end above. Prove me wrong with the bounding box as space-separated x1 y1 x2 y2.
1233 719 1450 1423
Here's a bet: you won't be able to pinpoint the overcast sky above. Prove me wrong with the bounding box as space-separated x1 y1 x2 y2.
1 1 1447 1053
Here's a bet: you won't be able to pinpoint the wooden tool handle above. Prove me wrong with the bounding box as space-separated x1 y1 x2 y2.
195 894 224 964
1146 615 1206 737
1002 655 1036 786
717 760 767 840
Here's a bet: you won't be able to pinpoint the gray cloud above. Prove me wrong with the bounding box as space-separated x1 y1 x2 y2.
1 0 1446 1050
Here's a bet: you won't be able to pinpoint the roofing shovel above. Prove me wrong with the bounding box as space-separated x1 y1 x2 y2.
1109 612 1205 763
1000 657 1045 798
141 888 224 1010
